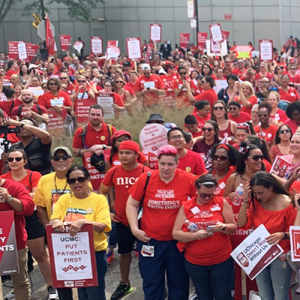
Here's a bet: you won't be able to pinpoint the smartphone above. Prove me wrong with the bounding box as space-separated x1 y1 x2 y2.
206 225 216 232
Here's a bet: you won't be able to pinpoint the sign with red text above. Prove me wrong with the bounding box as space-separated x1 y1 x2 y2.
206 40 228 56
105 45 121 60
231 225 283 280
290 226 300 261
8 42 19 60
235 46 252 59
259 39 273 62
60 35 71 52
150 24 162 42
224 14 231 20
46 109 67 136
0 211 19 276
18 41 27 60
47 224 98 288
73 41 83 53
126 37 142 60
222 31 230 41
26 43 39 62
179 33 190 49
270 156 292 179
142 149 158 170
139 124 168 156
91 37 103 55
187 0 195 18
75 98 96 124
97 93 115 119
209 23 224 43
197 32 208 48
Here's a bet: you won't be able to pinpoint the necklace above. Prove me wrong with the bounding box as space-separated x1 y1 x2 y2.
54 174 68 195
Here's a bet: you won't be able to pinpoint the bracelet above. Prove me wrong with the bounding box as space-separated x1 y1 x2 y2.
283 232 288 240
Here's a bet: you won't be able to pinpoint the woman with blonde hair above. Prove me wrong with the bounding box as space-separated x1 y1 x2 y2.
267 91 288 127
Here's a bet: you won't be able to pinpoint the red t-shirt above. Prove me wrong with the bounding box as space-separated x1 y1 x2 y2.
270 109 288 123
192 113 211 130
213 167 235 197
254 125 278 148
278 87 300 103
178 150 206 176
228 112 251 123
289 74 300 84
182 196 232 265
173 78 197 105
0 179 34 250
235 95 257 115
66 83 75 95
0 99 23 116
5 69 18 79
102 164 151 226
37 91 73 109
129 169 196 241
254 72 273 82
125 81 140 93
231 68 246 77
11 104 48 119
194 89 218 111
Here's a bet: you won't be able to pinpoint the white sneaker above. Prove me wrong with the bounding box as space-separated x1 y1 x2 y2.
48 286 59 300
189 292 198 300
296 287 300 294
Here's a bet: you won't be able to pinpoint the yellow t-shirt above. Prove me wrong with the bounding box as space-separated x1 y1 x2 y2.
51 192 111 251
33 172 93 220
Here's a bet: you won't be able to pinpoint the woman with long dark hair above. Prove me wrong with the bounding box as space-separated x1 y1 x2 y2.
270 125 292 162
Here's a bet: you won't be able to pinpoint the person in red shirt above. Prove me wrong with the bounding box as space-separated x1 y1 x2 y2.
160 63 177 108
184 115 202 138
267 91 288 127
173 173 236 300
254 62 273 89
231 59 247 77
254 102 278 149
5 60 19 79
168 127 206 175
59 72 75 96
228 101 251 123
238 172 296 300
288 65 300 88
125 71 140 93
278 74 300 103
127 145 196 300
285 101 300 134
135 64 165 107
99 141 151 299
192 100 211 129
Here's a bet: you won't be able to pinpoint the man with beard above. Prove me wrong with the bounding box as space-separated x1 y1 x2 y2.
11 89 49 124
72 104 116 166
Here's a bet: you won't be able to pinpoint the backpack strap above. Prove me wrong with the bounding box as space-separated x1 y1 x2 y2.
36 104 42 115
28 171 33 192
79 125 87 149
106 124 113 146
138 172 151 215
18 105 23 118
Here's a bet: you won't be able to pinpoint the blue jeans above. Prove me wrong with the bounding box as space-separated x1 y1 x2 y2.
137 239 189 300
108 222 117 248
255 257 292 300
78 251 107 300
185 256 233 300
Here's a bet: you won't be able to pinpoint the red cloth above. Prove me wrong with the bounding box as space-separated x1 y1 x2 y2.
45 17 55 55
254 125 278 148
236 95 257 115
11 104 47 119
0 179 34 250
5 69 18 79
270 109 288 123
284 119 298 134
38 91 73 109
110 152 147 167
194 89 218 110
129 169 196 241
192 113 211 129
178 150 206 175
228 112 251 123
278 87 300 103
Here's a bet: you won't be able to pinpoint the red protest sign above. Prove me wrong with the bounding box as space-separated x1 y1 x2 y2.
150 24 162 42
126 37 142 60
46 108 67 137
26 43 39 62
75 98 96 124
47 224 98 288
222 31 230 41
107 40 118 48
235 45 252 59
8 42 19 60
91 37 103 55
0 211 19 275
290 226 300 261
179 33 190 49
60 35 71 52
197 32 208 48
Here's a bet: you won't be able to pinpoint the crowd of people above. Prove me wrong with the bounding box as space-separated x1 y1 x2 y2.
1 35 300 300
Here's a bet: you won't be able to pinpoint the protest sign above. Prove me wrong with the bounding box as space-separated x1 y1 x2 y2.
270 156 292 179
197 32 208 49
210 37 221 53
0 211 19 276
187 0 195 18
75 98 96 124
126 37 142 60
190 19 197 29
97 93 115 119
91 37 103 55
150 24 162 42
139 124 168 156
8 42 19 60
290 226 300 261
214 80 228 94
47 224 98 288
17 42 27 60
142 149 158 170
105 45 121 60
179 33 190 49
28 87 44 99
206 40 228 56
46 108 67 136
231 224 283 280
73 41 83 53
26 43 39 62
235 46 252 59
60 35 71 52
259 39 273 62
209 23 224 43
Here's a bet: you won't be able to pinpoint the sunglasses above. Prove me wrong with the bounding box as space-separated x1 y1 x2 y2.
279 129 291 134
202 127 213 132
49 82 58 86
228 107 237 111
115 81 123 83
169 66 175 69
85 77 89 79
8 157 23 162
213 106 224 111
179 72 187 75
78 80 86 83
52 155 71 161
248 155 264 162
116 137 130 142
213 155 228 161
199 192 214 199
68 177 87 184
60 77 67 79
258 114 269 117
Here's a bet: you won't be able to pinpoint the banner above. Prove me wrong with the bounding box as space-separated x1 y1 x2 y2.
0 211 19 276
150 24 162 42
231 225 283 280
97 93 115 119
187 0 195 18
139 124 168 156
91 37 103 55
126 37 142 60
46 17 55 55
290 226 300 261
8 42 19 60
60 35 71 52
222 31 230 41
209 23 224 43
47 224 98 288
26 43 39 62
17 42 27 60
179 33 190 49
197 32 208 48
75 98 96 124
46 108 67 136
270 156 292 179
235 45 253 59
259 39 273 62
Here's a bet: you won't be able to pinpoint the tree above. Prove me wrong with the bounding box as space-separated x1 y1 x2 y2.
0 0 105 27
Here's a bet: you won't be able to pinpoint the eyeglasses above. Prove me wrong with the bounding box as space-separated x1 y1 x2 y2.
49 82 58 86
228 107 237 111
202 127 213 132
78 80 86 83
60 77 67 80
116 137 130 142
67 177 87 184
258 114 269 117
85 77 89 79
251 111 258 114
8 157 23 162
213 106 224 111
52 155 71 161
115 81 123 83
279 129 291 134
199 192 214 199
169 66 175 69
170 135 184 140
105 85 112 88
248 155 264 162
260 81 269 84
179 72 187 75
213 155 228 161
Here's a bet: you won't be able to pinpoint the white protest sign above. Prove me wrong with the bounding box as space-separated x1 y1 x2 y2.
209 23 224 43
259 39 273 62
206 40 228 56
97 94 115 119
139 124 168 156
74 41 83 53
105 46 121 60
126 37 142 60
214 80 228 94
50 98 64 106
150 24 162 42
18 42 27 60
91 37 103 55
144 81 155 89
231 224 283 280
290 226 300 262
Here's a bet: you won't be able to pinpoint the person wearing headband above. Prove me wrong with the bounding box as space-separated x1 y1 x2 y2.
127 145 196 300
173 173 236 300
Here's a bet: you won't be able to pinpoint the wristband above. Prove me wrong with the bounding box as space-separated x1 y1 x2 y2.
222 225 226 232
102 144 107 150
283 232 288 240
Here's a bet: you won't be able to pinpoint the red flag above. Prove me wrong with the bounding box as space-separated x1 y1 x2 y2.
45 17 55 55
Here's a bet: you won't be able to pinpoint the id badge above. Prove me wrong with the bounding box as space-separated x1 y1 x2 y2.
141 245 155 257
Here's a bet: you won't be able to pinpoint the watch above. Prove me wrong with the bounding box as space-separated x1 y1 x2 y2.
222 225 226 232
7 195 13 203
102 144 107 150
20 123 25 129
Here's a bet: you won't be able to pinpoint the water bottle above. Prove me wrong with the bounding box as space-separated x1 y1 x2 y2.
185 220 199 232
234 183 244 206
